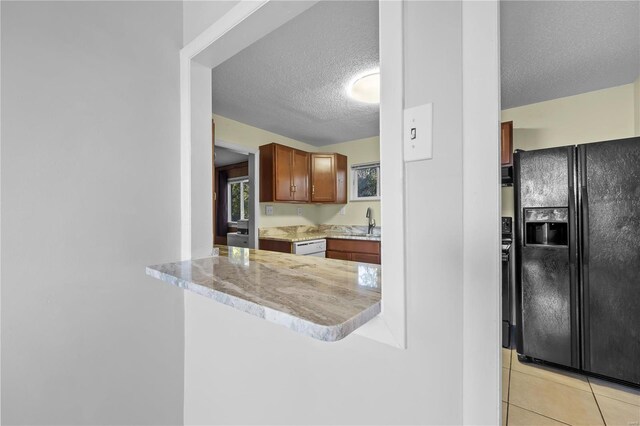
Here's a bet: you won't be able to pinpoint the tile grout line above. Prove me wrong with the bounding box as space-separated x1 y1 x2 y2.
510 367 594 394
588 381 640 407
508 402 573 426
508 371 601 425
508 350 594 425
513 361 640 406
588 377 608 425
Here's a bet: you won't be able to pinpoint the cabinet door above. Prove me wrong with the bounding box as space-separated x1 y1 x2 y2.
501 121 513 166
311 154 336 202
274 144 294 201
292 149 309 202
326 250 351 261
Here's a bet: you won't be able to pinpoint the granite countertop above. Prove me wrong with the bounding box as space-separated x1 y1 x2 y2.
258 225 382 243
259 232 381 243
146 246 381 341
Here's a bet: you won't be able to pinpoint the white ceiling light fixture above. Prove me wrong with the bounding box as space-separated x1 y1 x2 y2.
348 70 380 104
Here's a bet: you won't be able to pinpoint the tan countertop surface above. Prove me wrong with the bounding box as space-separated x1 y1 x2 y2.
258 225 382 243
146 246 381 341
259 232 381 243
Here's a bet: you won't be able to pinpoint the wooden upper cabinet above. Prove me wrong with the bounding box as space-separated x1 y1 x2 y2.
501 121 513 166
274 144 294 201
292 149 310 202
260 143 347 204
260 143 309 203
310 153 347 203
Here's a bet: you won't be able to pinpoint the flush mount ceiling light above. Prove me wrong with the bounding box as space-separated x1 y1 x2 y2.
348 70 380 104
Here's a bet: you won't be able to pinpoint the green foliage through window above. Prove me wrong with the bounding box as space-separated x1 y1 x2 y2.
351 163 380 200
228 179 249 222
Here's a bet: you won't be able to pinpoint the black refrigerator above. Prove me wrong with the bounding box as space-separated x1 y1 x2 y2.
514 136 640 386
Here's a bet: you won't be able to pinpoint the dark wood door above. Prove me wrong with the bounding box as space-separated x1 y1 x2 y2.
212 119 216 244
311 154 336 202
274 144 294 201
292 149 309 202
501 121 513 166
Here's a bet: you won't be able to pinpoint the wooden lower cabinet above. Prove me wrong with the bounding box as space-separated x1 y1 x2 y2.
325 238 381 264
259 237 381 265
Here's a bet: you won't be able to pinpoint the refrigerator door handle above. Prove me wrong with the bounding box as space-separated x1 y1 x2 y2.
581 186 590 265
578 144 590 371
568 146 580 367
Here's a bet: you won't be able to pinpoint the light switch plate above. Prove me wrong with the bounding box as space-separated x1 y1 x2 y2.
403 103 433 162
297 207 303 216
265 205 274 216
340 206 346 215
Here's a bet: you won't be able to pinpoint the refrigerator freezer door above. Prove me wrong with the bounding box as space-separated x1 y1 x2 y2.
515 147 579 368
579 137 640 385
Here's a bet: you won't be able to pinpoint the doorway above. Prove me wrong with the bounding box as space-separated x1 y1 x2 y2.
212 139 259 249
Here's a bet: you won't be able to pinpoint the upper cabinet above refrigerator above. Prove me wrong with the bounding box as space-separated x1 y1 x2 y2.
501 121 514 186
501 121 513 166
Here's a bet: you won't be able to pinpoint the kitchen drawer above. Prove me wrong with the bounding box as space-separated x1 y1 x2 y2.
326 238 380 255
351 253 380 265
326 250 351 261
259 239 292 254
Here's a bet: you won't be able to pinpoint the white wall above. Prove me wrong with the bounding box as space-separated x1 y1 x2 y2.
183 1 238 46
191 62 214 258
461 2 501 423
1 2 184 424
183 2 476 424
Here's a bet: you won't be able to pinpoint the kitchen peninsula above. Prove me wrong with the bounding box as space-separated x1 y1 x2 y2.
146 246 381 341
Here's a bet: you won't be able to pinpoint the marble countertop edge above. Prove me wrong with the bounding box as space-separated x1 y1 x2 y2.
145 265 381 342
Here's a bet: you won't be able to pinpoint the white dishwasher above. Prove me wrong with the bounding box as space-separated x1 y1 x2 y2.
292 239 326 257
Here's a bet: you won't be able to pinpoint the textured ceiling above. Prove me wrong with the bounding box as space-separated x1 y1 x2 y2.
214 146 248 167
501 1 640 109
211 1 379 146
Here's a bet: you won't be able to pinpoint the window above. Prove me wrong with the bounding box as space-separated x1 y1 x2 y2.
351 162 380 201
228 178 249 223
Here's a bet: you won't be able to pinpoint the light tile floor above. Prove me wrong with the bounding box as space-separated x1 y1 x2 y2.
502 348 640 425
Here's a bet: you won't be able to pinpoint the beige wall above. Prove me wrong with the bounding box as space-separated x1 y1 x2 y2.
213 114 381 228
214 114 317 152
501 83 637 218
213 114 319 227
317 136 381 226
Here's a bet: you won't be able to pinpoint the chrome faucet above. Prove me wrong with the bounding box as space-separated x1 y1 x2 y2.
366 207 376 235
